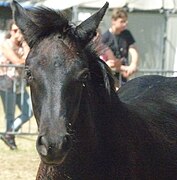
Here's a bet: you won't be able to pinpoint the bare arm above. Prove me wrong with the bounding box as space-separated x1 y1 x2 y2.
1 41 24 65
120 44 139 78
129 44 139 70
21 40 30 60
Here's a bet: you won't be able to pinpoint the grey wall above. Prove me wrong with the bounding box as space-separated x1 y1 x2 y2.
78 8 177 72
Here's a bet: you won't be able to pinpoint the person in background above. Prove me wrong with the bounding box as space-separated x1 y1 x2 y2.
93 29 122 89
101 7 139 85
0 21 33 150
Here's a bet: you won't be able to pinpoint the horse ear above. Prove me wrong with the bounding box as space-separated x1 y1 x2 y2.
76 2 109 45
11 0 38 48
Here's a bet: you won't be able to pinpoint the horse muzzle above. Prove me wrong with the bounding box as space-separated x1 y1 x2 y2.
36 134 72 165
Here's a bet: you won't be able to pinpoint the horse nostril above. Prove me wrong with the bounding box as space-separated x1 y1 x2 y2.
37 136 48 156
36 134 72 158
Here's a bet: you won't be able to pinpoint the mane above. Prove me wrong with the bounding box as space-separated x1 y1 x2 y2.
85 42 116 96
24 7 69 47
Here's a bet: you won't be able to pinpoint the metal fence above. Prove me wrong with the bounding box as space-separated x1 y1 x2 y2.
135 69 177 77
0 64 37 135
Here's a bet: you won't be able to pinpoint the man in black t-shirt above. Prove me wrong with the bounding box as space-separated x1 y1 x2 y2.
102 8 139 84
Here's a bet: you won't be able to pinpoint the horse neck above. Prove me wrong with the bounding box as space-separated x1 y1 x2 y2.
81 86 124 140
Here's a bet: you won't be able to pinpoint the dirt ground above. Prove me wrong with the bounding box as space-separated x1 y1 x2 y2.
0 135 40 180
0 95 40 180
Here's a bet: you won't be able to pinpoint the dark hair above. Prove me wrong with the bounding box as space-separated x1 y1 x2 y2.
111 8 128 20
4 19 15 39
5 32 11 39
7 19 15 31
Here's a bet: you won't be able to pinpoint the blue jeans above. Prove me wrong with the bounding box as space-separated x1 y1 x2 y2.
0 88 33 132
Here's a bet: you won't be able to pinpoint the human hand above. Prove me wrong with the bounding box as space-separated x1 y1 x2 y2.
120 64 137 78
106 59 122 72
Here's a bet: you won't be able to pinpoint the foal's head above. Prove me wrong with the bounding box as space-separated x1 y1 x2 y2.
11 1 109 165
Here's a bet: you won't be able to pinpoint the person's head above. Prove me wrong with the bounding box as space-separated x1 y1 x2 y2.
10 23 23 43
111 8 128 34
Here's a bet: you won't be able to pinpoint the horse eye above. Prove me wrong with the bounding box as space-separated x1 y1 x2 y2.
77 68 90 82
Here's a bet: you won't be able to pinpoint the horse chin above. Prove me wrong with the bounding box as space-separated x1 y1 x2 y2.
40 152 69 165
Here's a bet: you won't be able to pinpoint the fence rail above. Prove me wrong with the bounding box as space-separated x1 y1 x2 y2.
0 64 37 136
0 65 177 136
135 69 177 77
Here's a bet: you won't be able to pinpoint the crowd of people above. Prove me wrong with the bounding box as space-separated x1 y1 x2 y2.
0 7 138 150
0 20 33 150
